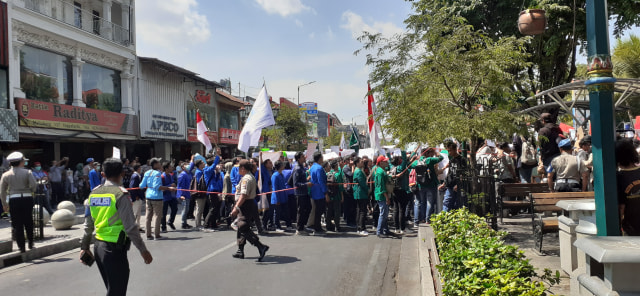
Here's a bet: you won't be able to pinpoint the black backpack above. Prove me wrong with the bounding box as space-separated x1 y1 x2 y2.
326 171 337 196
414 159 430 186
190 173 208 199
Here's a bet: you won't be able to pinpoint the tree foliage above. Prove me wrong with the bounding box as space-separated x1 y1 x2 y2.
322 127 342 147
263 105 307 151
613 35 640 121
358 9 529 154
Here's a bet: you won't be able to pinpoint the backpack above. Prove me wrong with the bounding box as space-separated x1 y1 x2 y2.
521 139 537 165
326 171 337 196
413 159 430 186
409 169 418 192
390 166 402 190
189 173 208 199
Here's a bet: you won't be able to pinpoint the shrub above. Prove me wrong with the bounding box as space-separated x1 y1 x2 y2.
431 208 559 295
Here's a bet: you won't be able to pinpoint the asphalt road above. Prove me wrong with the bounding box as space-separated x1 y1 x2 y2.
0 226 404 296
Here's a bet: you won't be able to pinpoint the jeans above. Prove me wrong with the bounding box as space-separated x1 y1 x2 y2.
377 200 389 235
424 187 438 222
181 198 190 224
413 188 427 223
272 203 291 229
443 187 460 212
393 189 409 230
519 167 533 183
161 199 178 228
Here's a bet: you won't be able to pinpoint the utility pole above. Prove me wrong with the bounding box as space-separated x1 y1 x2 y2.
586 0 620 236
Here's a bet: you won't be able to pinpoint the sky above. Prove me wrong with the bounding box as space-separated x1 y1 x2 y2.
134 0 639 127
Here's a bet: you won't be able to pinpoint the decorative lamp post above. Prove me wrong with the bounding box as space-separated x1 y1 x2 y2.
585 0 620 236
297 81 316 105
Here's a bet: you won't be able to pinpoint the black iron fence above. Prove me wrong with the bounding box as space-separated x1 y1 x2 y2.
457 156 503 230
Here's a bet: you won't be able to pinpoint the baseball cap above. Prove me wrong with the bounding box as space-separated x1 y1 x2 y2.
558 139 572 149
376 155 389 165
6 152 27 162
86 157 94 164
34 162 41 166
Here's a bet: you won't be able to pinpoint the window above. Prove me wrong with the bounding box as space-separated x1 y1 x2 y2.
220 109 239 130
74 2 82 28
187 105 216 131
20 46 72 104
82 63 121 112
92 10 100 35
0 68 7 109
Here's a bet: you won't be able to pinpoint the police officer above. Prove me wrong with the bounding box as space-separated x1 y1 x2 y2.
0 152 37 253
548 139 589 192
80 158 153 295
230 160 269 261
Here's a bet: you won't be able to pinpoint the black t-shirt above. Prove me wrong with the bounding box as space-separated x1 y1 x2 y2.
617 166 640 236
539 123 561 162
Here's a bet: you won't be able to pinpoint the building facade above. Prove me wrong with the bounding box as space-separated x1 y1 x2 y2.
2 0 138 165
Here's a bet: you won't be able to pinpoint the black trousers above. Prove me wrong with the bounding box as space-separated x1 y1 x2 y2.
50 182 64 206
94 240 130 296
308 198 326 232
204 193 221 228
393 189 410 231
9 196 34 250
296 195 311 231
188 197 197 219
237 201 263 249
356 199 368 232
343 191 356 226
161 199 178 228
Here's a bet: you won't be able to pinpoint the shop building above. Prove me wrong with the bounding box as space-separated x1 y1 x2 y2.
0 1 18 145
2 0 138 166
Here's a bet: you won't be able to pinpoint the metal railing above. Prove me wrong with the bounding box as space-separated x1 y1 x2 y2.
24 0 131 47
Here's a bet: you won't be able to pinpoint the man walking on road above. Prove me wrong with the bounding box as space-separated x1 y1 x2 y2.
307 152 327 236
80 158 152 296
293 152 312 235
140 158 175 240
374 155 391 237
230 160 269 261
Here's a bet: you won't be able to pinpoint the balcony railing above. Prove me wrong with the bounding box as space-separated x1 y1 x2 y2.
24 0 131 47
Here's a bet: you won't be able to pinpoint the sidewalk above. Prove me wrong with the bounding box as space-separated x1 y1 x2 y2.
0 203 86 268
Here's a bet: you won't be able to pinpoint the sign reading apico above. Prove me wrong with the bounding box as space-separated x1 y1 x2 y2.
145 114 182 139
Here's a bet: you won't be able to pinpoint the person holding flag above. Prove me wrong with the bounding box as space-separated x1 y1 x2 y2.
238 84 276 153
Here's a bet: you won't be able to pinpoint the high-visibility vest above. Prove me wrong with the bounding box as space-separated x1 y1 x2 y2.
89 193 124 243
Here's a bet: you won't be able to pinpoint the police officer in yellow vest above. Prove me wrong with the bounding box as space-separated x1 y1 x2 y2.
80 158 152 296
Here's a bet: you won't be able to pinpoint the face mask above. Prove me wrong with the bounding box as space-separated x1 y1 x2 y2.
177 166 182 172
35 166 41 171
24 161 29 166
96 166 101 171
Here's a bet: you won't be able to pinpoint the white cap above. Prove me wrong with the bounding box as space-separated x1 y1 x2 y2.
6 151 27 162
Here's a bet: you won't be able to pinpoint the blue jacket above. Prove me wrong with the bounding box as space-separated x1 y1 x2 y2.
176 170 192 199
129 172 143 202
203 156 222 193
292 162 308 196
309 163 327 200
139 169 163 200
260 165 272 195
161 172 175 201
281 168 294 196
89 169 101 190
230 166 240 194
271 171 287 204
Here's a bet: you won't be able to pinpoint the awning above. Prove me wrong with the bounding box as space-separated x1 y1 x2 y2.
517 78 640 127
18 126 139 142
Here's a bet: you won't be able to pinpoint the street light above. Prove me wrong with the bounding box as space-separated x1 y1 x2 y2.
297 81 316 105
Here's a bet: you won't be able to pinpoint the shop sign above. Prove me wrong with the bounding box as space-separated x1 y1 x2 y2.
219 128 240 144
0 109 18 142
187 128 218 143
143 114 183 140
299 102 318 115
194 90 212 105
16 98 137 135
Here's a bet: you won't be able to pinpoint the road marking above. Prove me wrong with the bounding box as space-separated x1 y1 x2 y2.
355 243 382 296
179 242 236 272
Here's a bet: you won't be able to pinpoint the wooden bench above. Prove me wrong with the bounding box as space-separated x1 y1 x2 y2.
497 183 549 223
530 192 595 253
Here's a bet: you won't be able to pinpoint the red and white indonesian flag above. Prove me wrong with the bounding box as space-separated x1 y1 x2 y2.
367 83 381 152
238 84 276 152
196 111 212 153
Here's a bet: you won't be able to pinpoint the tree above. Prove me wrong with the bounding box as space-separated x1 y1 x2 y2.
613 35 640 122
262 105 308 151
322 127 342 147
359 9 529 163
408 0 640 98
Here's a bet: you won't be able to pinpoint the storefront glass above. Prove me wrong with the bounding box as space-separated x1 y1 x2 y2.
20 46 72 104
220 109 239 130
0 68 7 108
82 63 121 112
187 104 216 131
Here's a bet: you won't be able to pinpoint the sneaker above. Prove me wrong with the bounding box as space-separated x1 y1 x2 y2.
275 228 285 233
161 228 167 233
155 235 164 240
311 231 326 236
147 236 154 240
295 230 308 236
377 233 387 238
139 228 145 233
258 245 269 262
285 226 294 231
232 251 245 259
181 223 193 229
358 231 369 236
203 228 216 233
167 222 176 230
397 230 405 234
231 223 238 231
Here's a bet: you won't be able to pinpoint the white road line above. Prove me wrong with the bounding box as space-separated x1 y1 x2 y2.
179 242 236 272
356 243 382 296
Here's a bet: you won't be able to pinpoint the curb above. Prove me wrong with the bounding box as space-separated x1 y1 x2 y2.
0 236 81 269
418 225 438 296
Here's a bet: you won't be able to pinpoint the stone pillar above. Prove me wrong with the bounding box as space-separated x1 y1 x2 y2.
153 142 171 160
54 142 61 161
101 0 112 40
120 59 134 115
11 39 26 101
121 2 130 43
71 57 85 107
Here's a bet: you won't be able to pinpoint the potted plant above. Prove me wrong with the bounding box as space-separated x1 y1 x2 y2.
518 8 546 35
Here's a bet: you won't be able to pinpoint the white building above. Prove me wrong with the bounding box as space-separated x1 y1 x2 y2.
3 0 138 163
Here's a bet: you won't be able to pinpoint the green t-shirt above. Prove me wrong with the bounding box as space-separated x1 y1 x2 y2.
374 166 389 201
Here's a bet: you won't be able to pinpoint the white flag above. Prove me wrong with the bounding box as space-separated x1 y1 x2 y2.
196 111 213 153
238 84 276 152
339 132 347 149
